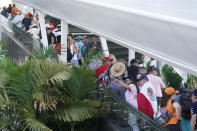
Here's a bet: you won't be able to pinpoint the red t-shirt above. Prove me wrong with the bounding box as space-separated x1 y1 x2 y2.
96 65 110 84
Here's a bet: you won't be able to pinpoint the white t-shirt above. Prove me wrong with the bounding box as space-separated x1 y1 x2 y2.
28 28 40 40
140 81 157 112
70 44 79 60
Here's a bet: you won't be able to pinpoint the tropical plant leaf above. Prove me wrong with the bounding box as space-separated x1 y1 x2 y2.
31 59 71 111
54 98 100 122
5 60 34 104
184 74 197 91
82 49 104 69
161 64 183 89
63 66 96 99
32 45 57 60
32 59 71 87
20 104 52 131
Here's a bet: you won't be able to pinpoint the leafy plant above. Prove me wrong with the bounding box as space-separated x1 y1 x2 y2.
184 74 197 91
32 45 57 60
0 57 102 130
145 60 152 69
82 49 104 69
161 64 183 90
54 66 101 130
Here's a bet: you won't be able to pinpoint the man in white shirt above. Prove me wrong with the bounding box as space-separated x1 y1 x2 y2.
27 24 40 40
137 73 157 112
147 66 166 105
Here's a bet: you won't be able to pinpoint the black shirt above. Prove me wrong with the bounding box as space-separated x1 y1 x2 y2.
47 32 56 45
7 7 12 13
127 65 139 81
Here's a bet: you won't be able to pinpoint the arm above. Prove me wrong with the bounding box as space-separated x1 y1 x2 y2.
113 78 131 91
160 78 166 89
97 69 109 81
173 102 181 120
14 20 22 25
191 114 196 131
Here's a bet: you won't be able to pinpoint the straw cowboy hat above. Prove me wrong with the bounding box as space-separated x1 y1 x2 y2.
110 62 126 77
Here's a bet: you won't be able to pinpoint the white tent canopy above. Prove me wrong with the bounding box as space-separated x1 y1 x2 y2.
15 0 197 75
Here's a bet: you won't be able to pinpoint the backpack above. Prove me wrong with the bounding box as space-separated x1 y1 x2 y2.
179 94 192 119
154 107 175 125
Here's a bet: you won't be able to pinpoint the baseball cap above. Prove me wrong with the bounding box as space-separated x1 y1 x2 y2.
27 12 31 15
103 57 113 61
137 73 148 81
148 66 157 72
165 87 175 96
130 59 138 64
179 88 188 94
82 36 88 39
192 89 197 96
74 36 83 40
125 76 134 82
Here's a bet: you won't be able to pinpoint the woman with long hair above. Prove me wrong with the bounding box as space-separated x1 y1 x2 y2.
160 87 181 131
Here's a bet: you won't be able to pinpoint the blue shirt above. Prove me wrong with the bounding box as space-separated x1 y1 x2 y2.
22 18 32 31
191 102 197 115
175 95 180 103
76 41 83 59
1 9 8 18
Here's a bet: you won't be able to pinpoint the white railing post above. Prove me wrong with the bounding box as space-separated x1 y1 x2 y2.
100 37 109 57
38 11 48 48
60 20 68 63
128 48 135 66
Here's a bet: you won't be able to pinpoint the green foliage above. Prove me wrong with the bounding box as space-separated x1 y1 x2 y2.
0 55 101 130
184 74 197 91
0 40 7 50
82 49 104 69
54 66 100 123
145 60 152 69
64 66 96 99
20 104 52 131
32 45 57 60
161 64 183 90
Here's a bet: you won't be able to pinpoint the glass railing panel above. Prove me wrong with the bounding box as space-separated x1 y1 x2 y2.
0 14 40 51
97 86 165 131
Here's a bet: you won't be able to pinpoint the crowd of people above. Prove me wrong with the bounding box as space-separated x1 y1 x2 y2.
2 4 197 131
96 58 197 131
1 4 99 65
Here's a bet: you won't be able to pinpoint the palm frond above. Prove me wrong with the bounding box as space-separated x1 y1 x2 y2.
5 61 34 104
184 74 197 91
0 58 17 73
54 98 100 122
82 49 104 69
32 45 57 60
32 59 71 87
20 104 52 131
0 89 18 130
161 64 183 89
63 66 96 99
31 59 70 111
